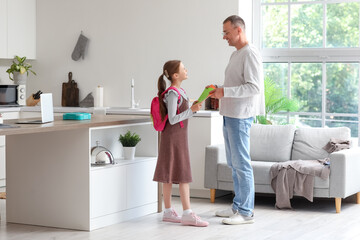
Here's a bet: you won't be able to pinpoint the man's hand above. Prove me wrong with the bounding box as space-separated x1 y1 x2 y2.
209 88 224 99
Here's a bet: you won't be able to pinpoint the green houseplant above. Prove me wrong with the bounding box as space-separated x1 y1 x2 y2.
6 55 36 83
119 131 141 160
257 77 299 125
119 130 141 147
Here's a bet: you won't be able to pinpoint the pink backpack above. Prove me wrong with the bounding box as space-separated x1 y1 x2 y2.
150 87 184 131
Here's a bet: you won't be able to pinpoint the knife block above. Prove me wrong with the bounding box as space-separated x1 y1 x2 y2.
26 95 40 106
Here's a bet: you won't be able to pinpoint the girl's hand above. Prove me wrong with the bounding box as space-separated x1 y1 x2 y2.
191 100 203 112
192 100 199 106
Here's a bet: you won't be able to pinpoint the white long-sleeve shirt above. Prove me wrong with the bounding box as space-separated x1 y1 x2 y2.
163 88 194 125
220 44 265 119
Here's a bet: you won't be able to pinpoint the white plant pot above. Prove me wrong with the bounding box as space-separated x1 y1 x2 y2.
123 147 136 160
13 72 27 85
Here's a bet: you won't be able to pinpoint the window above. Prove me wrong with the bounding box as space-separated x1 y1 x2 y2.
254 0 360 138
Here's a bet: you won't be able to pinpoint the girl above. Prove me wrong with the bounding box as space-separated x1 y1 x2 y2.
153 60 209 227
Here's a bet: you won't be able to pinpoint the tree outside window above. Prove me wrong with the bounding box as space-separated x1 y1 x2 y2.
257 0 360 137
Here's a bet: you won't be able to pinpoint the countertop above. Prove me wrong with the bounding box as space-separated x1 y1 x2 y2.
1 115 151 136
0 106 221 117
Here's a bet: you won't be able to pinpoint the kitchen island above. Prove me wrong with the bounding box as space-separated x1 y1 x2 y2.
1 115 158 231
0 106 223 199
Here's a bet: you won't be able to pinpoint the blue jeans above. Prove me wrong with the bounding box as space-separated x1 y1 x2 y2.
223 116 254 216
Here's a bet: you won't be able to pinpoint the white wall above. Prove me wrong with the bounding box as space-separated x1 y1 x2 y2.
238 0 253 43
16 0 237 107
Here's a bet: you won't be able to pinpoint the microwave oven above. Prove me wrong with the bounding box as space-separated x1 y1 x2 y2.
0 85 26 106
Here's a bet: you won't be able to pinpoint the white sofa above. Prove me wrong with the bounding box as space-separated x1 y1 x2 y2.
204 124 360 213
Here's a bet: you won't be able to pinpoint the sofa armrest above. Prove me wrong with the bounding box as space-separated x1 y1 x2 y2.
204 144 226 189
329 147 360 198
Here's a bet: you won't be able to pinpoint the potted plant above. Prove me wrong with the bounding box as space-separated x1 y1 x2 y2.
257 76 299 125
118 130 141 159
6 55 36 85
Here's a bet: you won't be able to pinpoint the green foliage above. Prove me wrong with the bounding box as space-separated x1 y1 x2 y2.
263 2 359 48
290 62 358 115
326 63 358 114
261 2 359 135
6 56 36 80
262 4 288 48
327 2 359 47
257 77 299 125
119 131 141 147
291 63 322 113
291 4 323 48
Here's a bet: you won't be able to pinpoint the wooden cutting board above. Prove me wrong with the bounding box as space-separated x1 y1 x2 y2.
62 72 79 107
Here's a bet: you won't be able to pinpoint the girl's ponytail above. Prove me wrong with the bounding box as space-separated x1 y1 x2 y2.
158 74 167 120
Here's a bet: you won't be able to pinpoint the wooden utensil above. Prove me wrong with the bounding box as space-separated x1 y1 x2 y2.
62 72 79 107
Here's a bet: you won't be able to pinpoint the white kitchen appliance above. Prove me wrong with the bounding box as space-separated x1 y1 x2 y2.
0 84 26 106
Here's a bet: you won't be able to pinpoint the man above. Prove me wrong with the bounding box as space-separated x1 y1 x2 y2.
210 15 265 225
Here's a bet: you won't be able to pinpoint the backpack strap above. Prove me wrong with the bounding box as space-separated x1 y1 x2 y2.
180 87 186 94
161 87 184 128
161 87 181 101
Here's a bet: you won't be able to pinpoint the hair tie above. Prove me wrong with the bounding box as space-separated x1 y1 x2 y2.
164 69 169 78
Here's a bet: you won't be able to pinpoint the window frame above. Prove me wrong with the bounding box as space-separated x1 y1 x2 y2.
253 0 360 141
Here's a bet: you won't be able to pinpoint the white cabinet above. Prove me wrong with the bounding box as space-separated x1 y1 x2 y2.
90 158 157 230
90 159 158 218
90 164 127 218
0 136 5 188
126 159 157 208
89 123 158 230
0 0 36 59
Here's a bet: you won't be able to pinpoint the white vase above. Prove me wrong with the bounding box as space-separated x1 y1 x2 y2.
13 72 27 85
123 147 136 160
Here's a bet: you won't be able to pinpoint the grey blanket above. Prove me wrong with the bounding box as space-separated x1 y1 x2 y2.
270 159 330 209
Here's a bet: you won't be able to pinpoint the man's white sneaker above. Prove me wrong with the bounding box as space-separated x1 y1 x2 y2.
222 212 254 225
215 207 235 217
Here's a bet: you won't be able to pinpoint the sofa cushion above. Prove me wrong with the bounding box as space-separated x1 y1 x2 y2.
291 127 351 160
252 161 273 184
217 161 329 188
250 124 296 162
